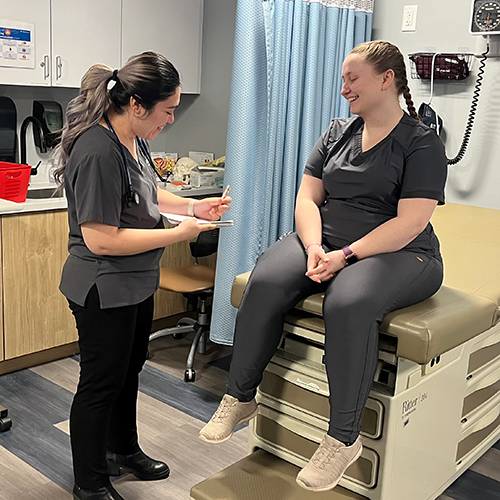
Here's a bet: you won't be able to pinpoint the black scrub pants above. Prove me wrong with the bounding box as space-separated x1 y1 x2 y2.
68 285 154 490
227 233 443 444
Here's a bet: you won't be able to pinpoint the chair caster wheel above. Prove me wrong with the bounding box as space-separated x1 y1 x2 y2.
184 369 196 383
0 417 12 432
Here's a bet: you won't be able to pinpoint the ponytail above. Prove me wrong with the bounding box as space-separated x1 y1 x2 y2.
53 52 180 188
53 64 114 187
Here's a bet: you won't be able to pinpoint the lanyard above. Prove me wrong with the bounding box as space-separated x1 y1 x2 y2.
103 113 139 206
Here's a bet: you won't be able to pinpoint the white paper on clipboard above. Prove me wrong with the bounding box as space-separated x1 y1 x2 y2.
0 20 35 69
160 212 234 227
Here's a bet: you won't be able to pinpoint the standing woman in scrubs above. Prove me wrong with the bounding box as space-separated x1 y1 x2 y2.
54 52 230 500
200 40 447 493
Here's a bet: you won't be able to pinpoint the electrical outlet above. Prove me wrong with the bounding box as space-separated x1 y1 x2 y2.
402 5 418 32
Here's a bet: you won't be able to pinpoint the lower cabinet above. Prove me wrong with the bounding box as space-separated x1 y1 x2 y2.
0 209 216 365
1 210 77 359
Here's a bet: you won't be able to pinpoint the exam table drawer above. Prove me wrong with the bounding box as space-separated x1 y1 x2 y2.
456 402 500 463
259 364 384 439
462 358 500 419
254 405 379 489
467 329 500 375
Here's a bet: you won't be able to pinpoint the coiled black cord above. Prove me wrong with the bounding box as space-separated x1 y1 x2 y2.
447 45 489 165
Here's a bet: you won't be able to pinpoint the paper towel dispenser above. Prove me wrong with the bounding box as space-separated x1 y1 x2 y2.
33 100 63 148
0 96 17 163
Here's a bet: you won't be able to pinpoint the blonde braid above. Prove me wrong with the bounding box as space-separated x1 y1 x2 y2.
403 84 419 120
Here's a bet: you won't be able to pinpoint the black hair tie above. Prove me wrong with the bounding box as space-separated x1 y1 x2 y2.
107 69 119 91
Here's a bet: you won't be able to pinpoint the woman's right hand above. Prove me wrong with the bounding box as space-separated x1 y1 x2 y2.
305 245 330 283
176 217 216 240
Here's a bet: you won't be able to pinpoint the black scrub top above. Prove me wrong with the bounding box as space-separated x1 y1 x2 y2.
304 113 447 258
60 125 164 308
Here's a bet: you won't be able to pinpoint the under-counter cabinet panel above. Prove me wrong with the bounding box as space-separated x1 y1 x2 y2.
0 219 2 362
0 0 121 87
122 0 203 94
2 210 77 359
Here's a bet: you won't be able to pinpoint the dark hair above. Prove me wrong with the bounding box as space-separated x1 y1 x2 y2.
53 51 180 186
350 40 419 120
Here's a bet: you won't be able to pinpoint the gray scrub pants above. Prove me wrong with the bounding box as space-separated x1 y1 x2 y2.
227 233 443 444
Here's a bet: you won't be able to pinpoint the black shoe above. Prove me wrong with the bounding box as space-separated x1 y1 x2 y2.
106 449 170 481
73 484 125 500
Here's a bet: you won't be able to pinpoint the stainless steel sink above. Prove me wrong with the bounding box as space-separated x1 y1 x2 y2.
26 187 63 199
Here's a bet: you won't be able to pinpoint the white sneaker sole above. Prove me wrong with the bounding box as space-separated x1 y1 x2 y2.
296 444 363 492
198 406 259 444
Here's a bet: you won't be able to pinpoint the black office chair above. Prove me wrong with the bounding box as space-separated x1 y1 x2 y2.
0 404 12 432
149 228 219 382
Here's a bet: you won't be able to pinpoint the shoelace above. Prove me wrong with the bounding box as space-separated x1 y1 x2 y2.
212 398 233 422
311 440 339 470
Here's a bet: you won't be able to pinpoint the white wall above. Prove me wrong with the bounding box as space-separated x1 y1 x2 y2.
151 0 237 160
372 0 500 210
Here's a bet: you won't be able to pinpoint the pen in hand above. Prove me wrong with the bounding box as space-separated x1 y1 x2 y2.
214 185 230 218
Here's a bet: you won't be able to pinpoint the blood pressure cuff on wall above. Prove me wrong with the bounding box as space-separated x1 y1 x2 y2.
418 103 443 136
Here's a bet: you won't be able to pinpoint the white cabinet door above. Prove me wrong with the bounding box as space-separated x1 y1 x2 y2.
51 0 121 88
0 0 51 86
122 0 203 94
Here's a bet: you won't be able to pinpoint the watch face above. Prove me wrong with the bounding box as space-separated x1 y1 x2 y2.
471 0 500 34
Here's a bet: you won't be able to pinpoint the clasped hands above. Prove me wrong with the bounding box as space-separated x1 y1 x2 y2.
305 246 346 283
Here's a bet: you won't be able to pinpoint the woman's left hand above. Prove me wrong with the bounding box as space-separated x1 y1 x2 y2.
305 249 346 282
194 196 232 221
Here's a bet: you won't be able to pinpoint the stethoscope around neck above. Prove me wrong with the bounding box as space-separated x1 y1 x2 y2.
103 113 168 207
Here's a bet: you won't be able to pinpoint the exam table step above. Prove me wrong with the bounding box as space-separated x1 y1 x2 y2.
190 449 368 500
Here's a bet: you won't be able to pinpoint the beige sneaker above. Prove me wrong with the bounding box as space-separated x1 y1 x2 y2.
296 435 362 492
199 394 258 444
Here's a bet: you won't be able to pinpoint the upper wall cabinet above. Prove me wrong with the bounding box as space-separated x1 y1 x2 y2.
0 0 121 87
51 0 121 88
121 0 203 94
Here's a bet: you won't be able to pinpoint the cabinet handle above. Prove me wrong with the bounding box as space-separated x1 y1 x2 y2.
56 56 62 80
40 55 50 80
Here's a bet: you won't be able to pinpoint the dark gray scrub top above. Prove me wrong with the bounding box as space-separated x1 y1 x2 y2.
304 113 447 259
60 125 164 308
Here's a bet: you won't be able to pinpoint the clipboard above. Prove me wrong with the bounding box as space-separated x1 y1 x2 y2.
160 212 234 227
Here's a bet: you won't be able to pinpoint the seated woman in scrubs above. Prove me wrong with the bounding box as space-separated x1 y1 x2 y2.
199 40 447 493
54 52 230 500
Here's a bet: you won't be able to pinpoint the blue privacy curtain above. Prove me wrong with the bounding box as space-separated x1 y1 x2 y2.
211 0 373 344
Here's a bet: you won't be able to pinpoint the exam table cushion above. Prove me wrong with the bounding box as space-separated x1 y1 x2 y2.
230 204 500 365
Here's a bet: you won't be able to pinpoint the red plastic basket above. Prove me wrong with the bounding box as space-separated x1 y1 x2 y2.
0 162 31 203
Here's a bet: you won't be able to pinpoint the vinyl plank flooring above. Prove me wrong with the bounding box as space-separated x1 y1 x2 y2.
15 483 70 500
148 334 232 396
0 445 67 500
444 469 500 500
0 370 74 491
30 357 79 394
470 448 500 482
40 390 249 500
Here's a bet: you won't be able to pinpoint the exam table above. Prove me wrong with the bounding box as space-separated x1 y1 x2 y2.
191 203 500 500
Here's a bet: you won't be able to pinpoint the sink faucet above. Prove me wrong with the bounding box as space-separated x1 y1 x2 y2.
20 116 47 169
